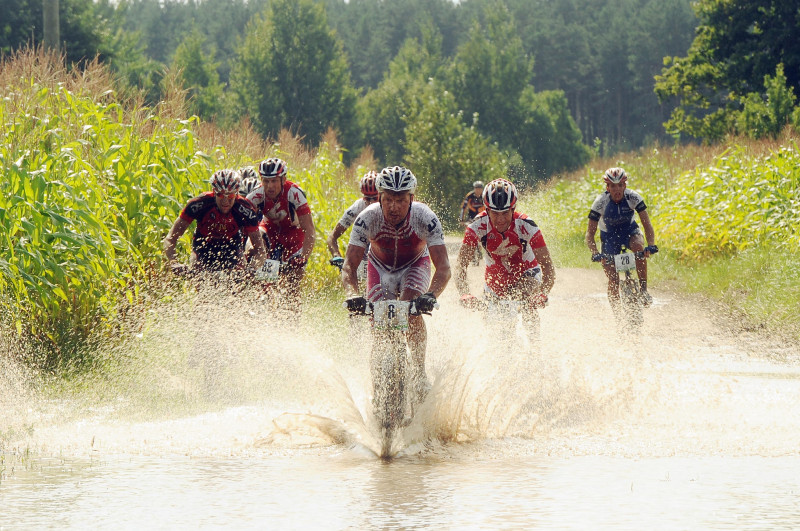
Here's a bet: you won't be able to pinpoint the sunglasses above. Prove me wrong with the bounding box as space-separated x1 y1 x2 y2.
215 191 237 198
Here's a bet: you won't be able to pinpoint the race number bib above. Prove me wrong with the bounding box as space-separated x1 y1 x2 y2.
614 252 636 272
255 259 281 281
372 300 410 330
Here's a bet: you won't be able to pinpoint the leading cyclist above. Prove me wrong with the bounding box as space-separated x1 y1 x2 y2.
341 166 451 404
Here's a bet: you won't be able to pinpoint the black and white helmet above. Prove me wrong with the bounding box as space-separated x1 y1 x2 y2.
239 176 259 196
377 166 417 193
210 169 242 194
482 178 518 212
258 157 288 179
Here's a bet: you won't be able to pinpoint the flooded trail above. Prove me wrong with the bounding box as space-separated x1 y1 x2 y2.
2 244 799 528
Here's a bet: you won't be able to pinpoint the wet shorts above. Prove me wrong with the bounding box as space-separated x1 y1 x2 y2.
600 222 641 255
365 254 431 302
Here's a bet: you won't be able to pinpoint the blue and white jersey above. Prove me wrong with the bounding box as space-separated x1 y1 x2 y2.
588 189 647 233
336 198 370 230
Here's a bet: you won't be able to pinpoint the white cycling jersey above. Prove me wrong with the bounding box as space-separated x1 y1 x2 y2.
349 202 445 272
337 197 370 230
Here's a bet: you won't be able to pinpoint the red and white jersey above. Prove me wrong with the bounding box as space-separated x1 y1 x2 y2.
349 202 445 272
336 197 370 230
246 180 311 232
463 211 547 295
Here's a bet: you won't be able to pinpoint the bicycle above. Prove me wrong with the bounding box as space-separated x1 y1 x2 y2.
592 245 658 332
346 298 436 458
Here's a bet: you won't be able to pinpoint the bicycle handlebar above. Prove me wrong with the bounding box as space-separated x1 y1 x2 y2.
592 245 659 262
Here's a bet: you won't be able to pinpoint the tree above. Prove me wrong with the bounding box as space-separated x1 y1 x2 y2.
230 0 358 149
171 30 224 121
404 81 508 225
655 0 800 140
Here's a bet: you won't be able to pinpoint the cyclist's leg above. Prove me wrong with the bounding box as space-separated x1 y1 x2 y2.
629 228 647 287
600 231 622 305
400 257 433 403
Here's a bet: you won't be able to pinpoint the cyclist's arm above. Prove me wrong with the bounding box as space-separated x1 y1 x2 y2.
637 210 656 247
536 245 556 295
326 223 347 258
247 230 268 270
585 218 600 255
427 243 452 298
341 243 364 296
455 242 475 295
163 216 192 263
298 212 316 264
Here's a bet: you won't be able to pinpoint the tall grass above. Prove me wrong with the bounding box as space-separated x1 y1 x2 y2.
524 133 800 338
0 48 370 368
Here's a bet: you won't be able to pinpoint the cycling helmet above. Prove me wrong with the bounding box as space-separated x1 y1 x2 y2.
240 166 258 180
473 180 484 188
603 167 628 185
482 178 518 212
210 169 241 194
258 157 288 179
360 171 379 197
377 166 417 193
239 176 260 196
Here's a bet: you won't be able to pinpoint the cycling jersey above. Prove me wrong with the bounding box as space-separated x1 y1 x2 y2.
588 189 647 233
348 202 445 272
336 197 371 229
247 180 311 259
460 192 484 221
179 192 261 269
462 211 546 297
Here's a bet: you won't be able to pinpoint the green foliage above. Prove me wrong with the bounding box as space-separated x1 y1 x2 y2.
656 0 800 141
171 30 224 121
403 82 508 225
230 0 359 151
0 72 219 366
736 64 796 140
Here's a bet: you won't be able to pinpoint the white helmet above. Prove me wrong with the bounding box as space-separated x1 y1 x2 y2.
210 169 241 194
378 166 416 193
603 167 628 185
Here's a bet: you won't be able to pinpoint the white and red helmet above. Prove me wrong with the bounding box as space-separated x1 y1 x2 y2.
603 167 628 185
360 171 379 197
258 157 288 179
482 178 518 212
378 166 417 193
210 169 241 194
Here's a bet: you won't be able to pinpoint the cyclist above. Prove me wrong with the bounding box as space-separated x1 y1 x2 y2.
455 178 555 346
341 166 451 404
459 180 485 227
163 169 267 276
326 170 379 271
238 166 260 197
585 167 657 307
246 157 316 297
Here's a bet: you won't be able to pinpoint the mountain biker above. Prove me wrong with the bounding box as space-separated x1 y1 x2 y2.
455 178 555 346
246 157 317 298
341 166 451 404
163 169 268 276
326 170 379 270
238 166 260 197
459 180 485 227
585 167 657 307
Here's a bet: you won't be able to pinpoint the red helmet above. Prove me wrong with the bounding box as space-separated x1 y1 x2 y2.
360 171 379 197
482 178 517 212
210 169 241 194
603 167 628 185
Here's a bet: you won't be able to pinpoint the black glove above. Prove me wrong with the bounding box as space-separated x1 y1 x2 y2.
170 262 189 277
280 255 307 274
413 292 437 314
646 245 659 254
329 257 345 270
345 296 368 314
591 253 603 263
